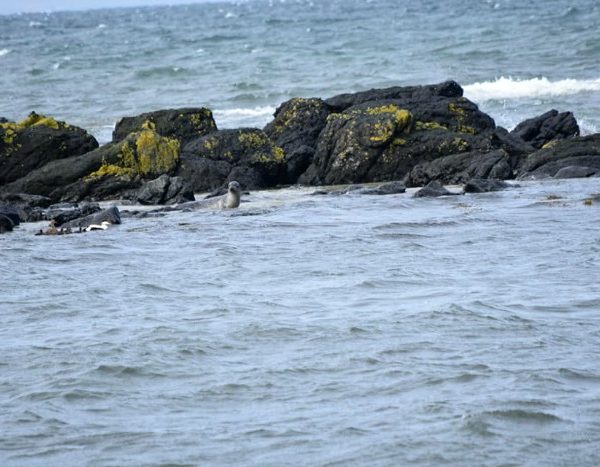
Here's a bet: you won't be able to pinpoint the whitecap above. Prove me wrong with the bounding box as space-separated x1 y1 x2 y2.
97 23 107 29
464 76 600 102
52 62 60 70
225 12 237 18
213 106 276 128
29 21 43 27
0 49 10 57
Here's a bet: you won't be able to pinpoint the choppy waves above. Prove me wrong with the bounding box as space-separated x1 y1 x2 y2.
464 76 600 102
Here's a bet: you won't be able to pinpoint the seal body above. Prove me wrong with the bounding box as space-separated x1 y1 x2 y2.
181 181 241 210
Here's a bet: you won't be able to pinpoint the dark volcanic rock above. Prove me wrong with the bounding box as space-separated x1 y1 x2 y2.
404 149 513 187
517 134 600 179
414 180 459 198
554 166 597 179
0 112 98 186
178 128 286 191
298 81 499 186
511 109 579 149
264 98 331 181
463 178 512 193
62 206 121 229
324 80 464 112
0 205 20 226
47 202 102 226
357 181 406 195
0 214 14 233
112 108 217 145
136 174 195 205
2 128 181 203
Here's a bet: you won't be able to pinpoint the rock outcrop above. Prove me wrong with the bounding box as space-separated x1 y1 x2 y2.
178 128 287 191
0 112 98 185
510 109 579 149
517 134 600 179
136 174 195 205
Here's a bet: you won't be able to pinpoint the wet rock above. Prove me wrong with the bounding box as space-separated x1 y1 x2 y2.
136 174 195 205
404 149 513 187
356 181 406 195
0 214 14 233
517 134 600 179
61 206 121 229
413 180 459 198
264 98 332 182
554 166 597 179
112 108 217 145
299 81 498 185
47 202 102 226
0 112 98 187
511 109 579 149
2 127 181 202
0 205 20 226
463 178 512 193
178 128 286 191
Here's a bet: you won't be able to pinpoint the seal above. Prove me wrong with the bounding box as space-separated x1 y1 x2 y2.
176 181 242 211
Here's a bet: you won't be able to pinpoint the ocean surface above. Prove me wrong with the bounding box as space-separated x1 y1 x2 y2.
2 0 600 465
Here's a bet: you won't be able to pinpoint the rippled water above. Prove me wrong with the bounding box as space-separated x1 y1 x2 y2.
3 178 600 465
1 0 600 140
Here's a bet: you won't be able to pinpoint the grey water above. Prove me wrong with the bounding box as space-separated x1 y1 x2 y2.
2 0 600 464
3 179 600 465
1 0 600 141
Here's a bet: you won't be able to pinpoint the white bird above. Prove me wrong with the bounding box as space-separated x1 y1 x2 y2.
85 221 112 232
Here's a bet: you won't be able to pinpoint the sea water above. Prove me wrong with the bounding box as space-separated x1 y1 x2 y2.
2 0 600 465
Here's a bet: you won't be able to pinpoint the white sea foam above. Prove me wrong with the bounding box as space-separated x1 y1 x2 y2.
464 76 600 102
0 49 10 57
213 106 276 128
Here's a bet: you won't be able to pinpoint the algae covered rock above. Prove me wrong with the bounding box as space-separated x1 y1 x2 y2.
264 98 332 181
178 128 287 191
112 108 217 145
2 126 181 202
0 112 98 186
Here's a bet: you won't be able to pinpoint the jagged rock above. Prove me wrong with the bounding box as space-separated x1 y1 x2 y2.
178 128 286 191
414 180 459 198
0 206 20 226
47 202 102 226
404 149 513 187
0 214 14 233
2 127 180 202
61 206 121 229
463 178 512 193
298 81 498 186
517 134 600 179
264 98 331 182
324 80 464 111
511 109 579 149
136 174 195 205
0 112 98 186
112 108 217 145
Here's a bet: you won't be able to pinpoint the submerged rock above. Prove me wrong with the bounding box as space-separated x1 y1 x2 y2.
0 112 98 186
61 206 121 229
413 180 459 198
463 178 512 193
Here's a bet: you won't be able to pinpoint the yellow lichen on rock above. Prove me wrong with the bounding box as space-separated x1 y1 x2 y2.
366 105 412 132
541 140 560 149
448 101 477 134
135 129 180 176
239 131 270 148
1 112 66 147
415 121 448 131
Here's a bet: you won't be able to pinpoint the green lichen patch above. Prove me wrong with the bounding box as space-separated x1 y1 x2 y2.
448 101 477 135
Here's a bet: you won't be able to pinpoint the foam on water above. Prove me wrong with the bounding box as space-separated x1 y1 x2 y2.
213 105 277 128
0 48 10 57
464 76 600 102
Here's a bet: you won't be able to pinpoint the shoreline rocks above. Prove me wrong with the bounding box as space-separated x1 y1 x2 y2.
0 80 598 213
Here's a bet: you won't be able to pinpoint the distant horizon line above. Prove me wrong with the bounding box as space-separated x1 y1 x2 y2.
0 0 243 16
